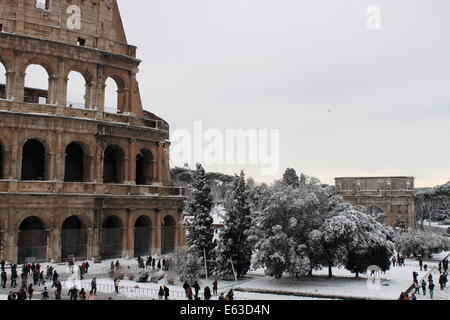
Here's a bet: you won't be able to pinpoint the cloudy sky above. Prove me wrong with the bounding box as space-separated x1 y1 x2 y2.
8 0 448 187
114 0 450 187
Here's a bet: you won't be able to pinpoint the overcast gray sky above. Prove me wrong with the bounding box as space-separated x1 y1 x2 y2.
8 0 448 187
115 0 450 187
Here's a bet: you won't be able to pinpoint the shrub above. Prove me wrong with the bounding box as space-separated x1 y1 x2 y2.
395 231 449 258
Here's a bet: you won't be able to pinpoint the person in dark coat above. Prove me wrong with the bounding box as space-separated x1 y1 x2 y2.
421 280 427 296
204 286 211 300
213 280 218 295
158 286 164 300
429 280 435 299
68 286 79 300
1 270 7 288
55 281 62 300
27 284 34 300
52 271 59 287
10 269 18 288
41 287 49 300
227 289 234 300
164 285 170 300
193 281 200 299
183 281 190 297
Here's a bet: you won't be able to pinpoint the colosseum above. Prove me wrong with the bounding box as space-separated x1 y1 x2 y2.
0 0 186 264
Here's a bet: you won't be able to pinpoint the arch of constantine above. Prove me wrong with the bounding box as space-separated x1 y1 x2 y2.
335 177 416 229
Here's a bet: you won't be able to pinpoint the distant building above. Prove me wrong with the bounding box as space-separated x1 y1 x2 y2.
335 177 416 230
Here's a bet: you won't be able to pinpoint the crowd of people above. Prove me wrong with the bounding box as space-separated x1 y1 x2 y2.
399 256 449 300
182 279 235 301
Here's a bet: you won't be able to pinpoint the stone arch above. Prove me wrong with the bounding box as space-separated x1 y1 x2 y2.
61 215 88 261
64 141 91 182
0 59 6 100
103 144 125 184
21 138 50 181
22 60 54 104
65 65 94 109
17 216 48 263
134 215 153 257
102 71 128 114
367 205 386 224
135 148 154 185
100 215 124 259
161 215 177 254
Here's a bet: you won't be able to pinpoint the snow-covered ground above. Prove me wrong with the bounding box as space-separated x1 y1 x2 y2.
3 251 448 300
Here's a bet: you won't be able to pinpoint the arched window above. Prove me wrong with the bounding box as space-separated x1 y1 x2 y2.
61 216 87 261
64 142 85 182
104 77 119 113
18 216 47 263
103 145 125 184
67 71 87 109
21 139 47 181
136 149 154 185
134 216 152 257
0 61 6 100
24 64 49 104
101 216 123 259
161 216 176 254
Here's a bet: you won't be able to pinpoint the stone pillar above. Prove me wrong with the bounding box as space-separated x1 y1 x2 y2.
121 227 128 259
125 212 134 258
49 229 61 263
86 228 94 260
13 71 25 102
129 139 136 185
55 131 65 182
11 129 20 180
85 81 94 109
48 75 60 105
0 230 6 262
6 231 18 264
154 210 161 255
5 70 15 100
94 146 103 183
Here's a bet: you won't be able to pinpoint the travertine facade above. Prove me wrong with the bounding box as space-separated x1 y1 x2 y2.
335 177 416 229
0 0 186 263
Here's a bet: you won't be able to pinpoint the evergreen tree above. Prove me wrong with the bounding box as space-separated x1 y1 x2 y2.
282 168 300 188
216 171 253 279
183 164 214 271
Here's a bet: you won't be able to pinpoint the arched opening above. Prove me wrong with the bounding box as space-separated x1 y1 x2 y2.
368 205 386 224
67 71 87 109
161 216 176 254
18 216 47 264
24 64 49 104
103 145 125 184
61 216 87 261
136 149 154 185
104 77 119 114
64 142 85 182
100 216 123 259
134 216 152 257
21 139 47 181
0 61 6 100
0 143 4 180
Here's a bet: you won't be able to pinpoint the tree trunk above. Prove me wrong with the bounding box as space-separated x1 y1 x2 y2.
328 265 333 278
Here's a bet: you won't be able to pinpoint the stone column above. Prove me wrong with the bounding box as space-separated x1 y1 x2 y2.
55 131 65 182
125 211 134 258
13 71 25 102
5 70 15 100
11 129 20 180
128 139 136 185
86 228 94 260
154 210 161 255
121 227 128 259
50 229 61 263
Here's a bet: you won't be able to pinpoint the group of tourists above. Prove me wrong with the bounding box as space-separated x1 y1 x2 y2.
392 254 406 267
182 279 233 300
137 255 171 271
401 256 449 300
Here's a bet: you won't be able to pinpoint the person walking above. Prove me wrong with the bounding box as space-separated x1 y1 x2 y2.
1 270 7 288
10 269 18 288
187 287 193 300
68 286 79 300
418 257 423 271
79 288 87 300
114 278 120 294
439 274 445 290
158 286 164 300
429 280 435 299
41 287 49 300
91 277 97 294
164 285 170 300
227 289 234 300
204 286 211 300
213 280 218 295
27 283 34 300
421 280 427 296
52 271 59 288
55 281 62 300
193 281 200 299
183 281 191 297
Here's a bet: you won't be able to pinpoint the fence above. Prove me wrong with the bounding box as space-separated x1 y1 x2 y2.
62 279 246 300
